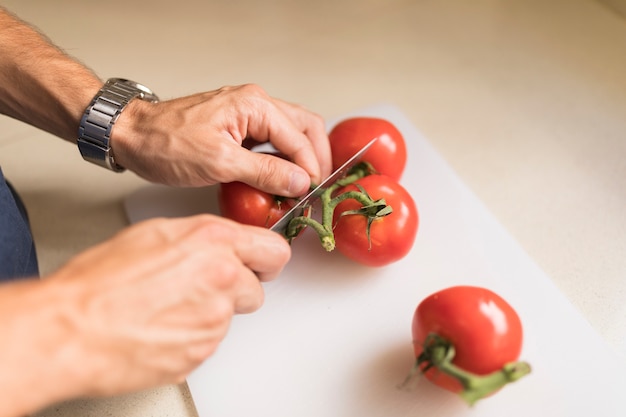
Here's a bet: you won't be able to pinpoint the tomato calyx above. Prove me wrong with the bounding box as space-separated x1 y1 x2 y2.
284 162 392 251
332 184 392 250
403 333 531 405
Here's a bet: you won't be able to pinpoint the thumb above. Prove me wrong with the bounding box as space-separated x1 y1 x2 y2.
232 149 312 197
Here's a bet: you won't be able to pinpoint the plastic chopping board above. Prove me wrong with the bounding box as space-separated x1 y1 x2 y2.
124 104 626 417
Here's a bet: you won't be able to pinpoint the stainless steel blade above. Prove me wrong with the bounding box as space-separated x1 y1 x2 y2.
270 137 377 235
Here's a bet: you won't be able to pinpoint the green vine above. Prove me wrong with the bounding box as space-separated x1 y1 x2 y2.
409 333 531 405
284 162 393 250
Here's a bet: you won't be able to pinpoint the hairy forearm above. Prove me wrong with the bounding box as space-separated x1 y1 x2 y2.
0 7 102 142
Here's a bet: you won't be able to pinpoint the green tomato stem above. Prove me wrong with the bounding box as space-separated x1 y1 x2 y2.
286 214 335 251
416 333 531 405
284 162 386 251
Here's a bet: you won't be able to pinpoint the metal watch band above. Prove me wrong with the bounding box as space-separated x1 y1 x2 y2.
77 78 159 172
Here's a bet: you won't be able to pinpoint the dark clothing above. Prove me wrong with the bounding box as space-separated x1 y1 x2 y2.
0 167 39 281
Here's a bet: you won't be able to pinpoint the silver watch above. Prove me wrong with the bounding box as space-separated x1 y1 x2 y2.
78 78 159 172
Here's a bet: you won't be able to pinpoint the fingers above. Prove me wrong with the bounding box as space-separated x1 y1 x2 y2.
225 146 312 196
233 85 331 195
234 223 292 283
177 215 291 313
179 215 291 282
104 214 290 315
274 99 333 181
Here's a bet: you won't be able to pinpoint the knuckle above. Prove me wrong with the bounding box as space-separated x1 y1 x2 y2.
208 149 240 183
309 111 325 128
200 216 238 242
205 296 235 326
207 260 240 291
125 217 184 249
254 155 282 189
275 240 292 265
240 83 266 97
216 84 234 93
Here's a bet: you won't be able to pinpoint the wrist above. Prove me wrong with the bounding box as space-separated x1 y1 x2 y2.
77 78 159 172
109 98 157 171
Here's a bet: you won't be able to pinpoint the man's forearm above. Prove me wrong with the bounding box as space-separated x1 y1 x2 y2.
0 279 89 417
0 7 102 142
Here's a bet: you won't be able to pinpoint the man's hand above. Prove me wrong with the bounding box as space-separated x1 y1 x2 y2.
113 84 332 197
0 215 290 416
55 214 290 395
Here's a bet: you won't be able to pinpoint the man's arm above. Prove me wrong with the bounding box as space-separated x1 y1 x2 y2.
0 6 330 195
0 215 290 417
0 7 102 142
0 279 84 417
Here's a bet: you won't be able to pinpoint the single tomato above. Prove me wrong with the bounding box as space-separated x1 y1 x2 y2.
328 117 407 182
218 181 296 228
332 174 418 267
411 286 530 404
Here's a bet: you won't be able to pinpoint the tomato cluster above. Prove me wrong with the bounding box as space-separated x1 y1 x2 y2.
328 117 417 267
219 116 418 268
407 286 531 405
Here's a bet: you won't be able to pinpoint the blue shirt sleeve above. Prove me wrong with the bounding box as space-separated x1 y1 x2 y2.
0 167 39 281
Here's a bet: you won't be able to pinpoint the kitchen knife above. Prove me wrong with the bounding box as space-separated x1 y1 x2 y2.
270 137 377 236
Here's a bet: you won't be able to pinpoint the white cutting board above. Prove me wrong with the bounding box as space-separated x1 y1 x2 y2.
124 104 626 417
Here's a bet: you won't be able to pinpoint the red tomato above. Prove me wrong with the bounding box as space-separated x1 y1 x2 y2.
218 181 296 228
328 117 407 182
332 175 418 267
412 286 526 401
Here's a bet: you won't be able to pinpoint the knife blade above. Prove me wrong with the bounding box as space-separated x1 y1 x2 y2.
270 137 377 236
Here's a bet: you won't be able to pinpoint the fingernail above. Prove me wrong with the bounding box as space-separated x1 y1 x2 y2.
288 171 310 195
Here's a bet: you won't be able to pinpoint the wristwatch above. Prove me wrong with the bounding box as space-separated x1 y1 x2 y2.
77 78 159 172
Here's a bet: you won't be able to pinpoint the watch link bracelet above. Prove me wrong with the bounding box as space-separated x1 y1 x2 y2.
77 78 159 172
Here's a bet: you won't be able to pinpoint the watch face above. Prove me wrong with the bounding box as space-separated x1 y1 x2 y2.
110 78 159 103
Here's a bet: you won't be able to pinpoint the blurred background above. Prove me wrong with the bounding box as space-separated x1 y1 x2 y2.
0 1 625 415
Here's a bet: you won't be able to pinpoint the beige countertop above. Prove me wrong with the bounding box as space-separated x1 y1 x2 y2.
0 0 624 415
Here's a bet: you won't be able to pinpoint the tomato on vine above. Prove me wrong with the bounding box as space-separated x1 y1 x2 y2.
328 117 407 182
407 286 531 405
331 174 418 267
219 124 416 269
218 181 298 228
